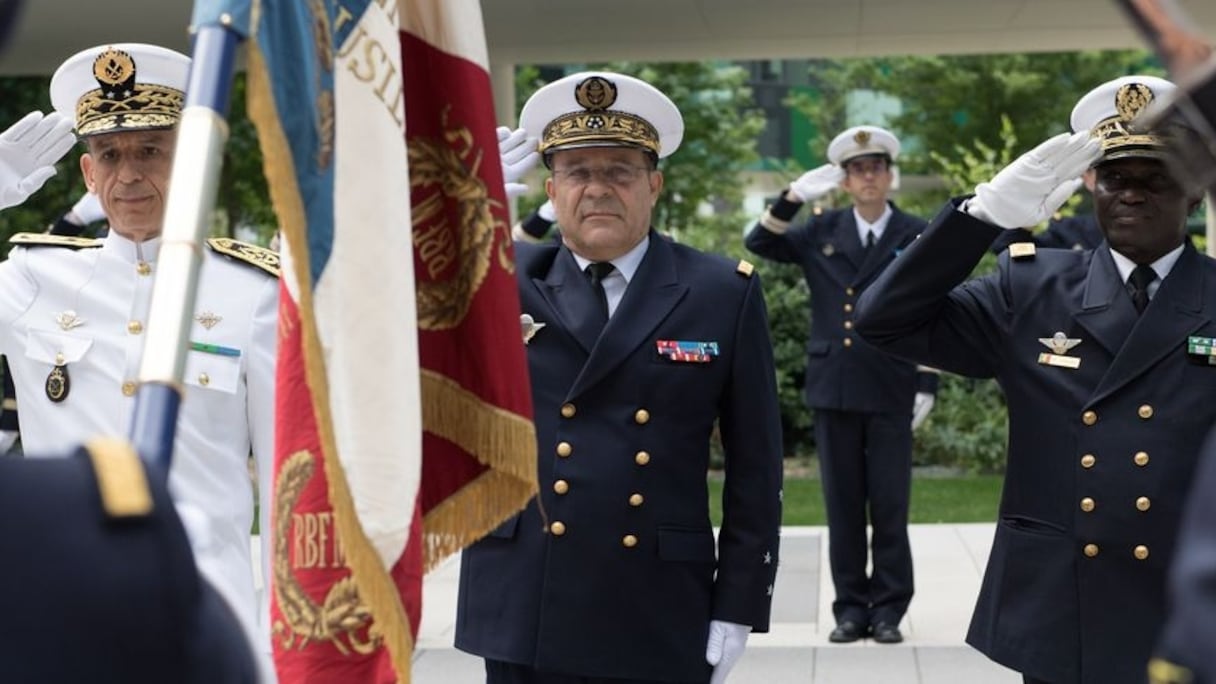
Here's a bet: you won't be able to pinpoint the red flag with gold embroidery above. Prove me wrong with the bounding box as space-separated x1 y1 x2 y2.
247 0 536 681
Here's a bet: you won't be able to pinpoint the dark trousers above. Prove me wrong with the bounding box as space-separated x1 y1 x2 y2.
486 660 705 684
1023 677 1053 684
814 408 913 627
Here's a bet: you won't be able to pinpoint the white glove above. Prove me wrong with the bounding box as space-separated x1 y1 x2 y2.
966 131 1101 229
0 111 76 211
536 199 555 222
0 430 17 454
912 391 935 430
706 620 750 684
787 163 845 203
497 125 539 199
69 191 106 224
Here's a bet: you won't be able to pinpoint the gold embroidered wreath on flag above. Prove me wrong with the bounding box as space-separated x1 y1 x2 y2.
272 451 379 656
409 121 512 331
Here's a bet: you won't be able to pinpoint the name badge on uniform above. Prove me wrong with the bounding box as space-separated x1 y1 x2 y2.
656 340 719 363
1187 336 1216 366
1037 331 1082 369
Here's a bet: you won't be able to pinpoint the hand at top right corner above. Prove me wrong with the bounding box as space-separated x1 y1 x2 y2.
966 131 1101 229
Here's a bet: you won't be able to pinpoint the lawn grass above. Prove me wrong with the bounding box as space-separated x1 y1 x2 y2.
708 474 1004 526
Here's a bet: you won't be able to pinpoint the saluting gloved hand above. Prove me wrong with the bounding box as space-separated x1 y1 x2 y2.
912 391 935 430
966 131 1101 229
511 199 557 242
787 163 845 203
68 191 106 225
706 620 750 684
536 198 555 222
0 111 76 211
498 125 540 199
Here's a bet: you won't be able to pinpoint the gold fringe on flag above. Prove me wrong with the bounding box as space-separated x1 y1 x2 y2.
420 370 537 570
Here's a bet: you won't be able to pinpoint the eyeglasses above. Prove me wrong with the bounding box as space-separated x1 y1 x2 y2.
845 160 889 177
552 163 651 186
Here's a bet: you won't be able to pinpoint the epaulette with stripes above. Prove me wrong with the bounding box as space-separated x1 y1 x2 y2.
8 233 102 249
206 237 280 278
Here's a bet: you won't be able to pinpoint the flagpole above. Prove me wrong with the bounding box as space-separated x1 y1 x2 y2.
129 17 245 471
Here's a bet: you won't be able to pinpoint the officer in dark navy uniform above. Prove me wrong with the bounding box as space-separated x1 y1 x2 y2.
455 71 784 684
856 75 1216 684
0 439 256 683
744 125 938 645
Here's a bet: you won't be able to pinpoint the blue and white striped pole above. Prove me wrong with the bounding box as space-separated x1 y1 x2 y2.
130 3 250 471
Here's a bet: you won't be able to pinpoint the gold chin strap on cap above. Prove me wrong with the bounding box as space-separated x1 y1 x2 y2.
86 437 154 518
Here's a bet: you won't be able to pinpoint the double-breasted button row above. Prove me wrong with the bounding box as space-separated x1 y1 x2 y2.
1078 451 1151 468
1081 405 1155 426
1078 496 1151 512
1081 543 1151 559
546 522 640 548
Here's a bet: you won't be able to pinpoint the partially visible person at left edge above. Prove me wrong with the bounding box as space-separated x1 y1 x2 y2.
456 71 784 684
0 439 257 682
0 43 279 681
855 75 1216 684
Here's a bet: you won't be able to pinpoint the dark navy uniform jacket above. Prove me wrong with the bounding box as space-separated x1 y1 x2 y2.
745 200 931 412
0 443 256 683
991 213 1104 254
855 201 1216 684
1151 427 1216 684
455 231 784 682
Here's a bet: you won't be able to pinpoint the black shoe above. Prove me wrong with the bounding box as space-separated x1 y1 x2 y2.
871 622 903 644
828 620 866 643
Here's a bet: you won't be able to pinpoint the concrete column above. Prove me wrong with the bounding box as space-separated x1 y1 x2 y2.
491 61 516 127
490 61 519 221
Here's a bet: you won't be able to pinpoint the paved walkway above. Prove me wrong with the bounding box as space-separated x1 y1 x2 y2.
411 523 1022 683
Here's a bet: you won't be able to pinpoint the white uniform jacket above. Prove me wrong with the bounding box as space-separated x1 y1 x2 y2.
0 230 277 662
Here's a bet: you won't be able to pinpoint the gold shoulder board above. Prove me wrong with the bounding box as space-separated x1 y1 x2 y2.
736 259 755 277
206 237 280 278
1008 242 1037 260
1147 657 1194 684
8 233 103 249
85 437 153 518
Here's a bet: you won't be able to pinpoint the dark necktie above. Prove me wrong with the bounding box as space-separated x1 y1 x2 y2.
585 261 614 327
1128 264 1157 314
864 230 876 251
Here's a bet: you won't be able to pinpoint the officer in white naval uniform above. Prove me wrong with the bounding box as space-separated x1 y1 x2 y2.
0 43 277 680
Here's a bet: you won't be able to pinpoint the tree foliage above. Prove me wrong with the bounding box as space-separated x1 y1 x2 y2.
787 50 1163 175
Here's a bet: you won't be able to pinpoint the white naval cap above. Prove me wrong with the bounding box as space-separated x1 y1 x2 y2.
1070 75 1178 161
520 71 683 160
827 125 900 165
50 43 190 137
